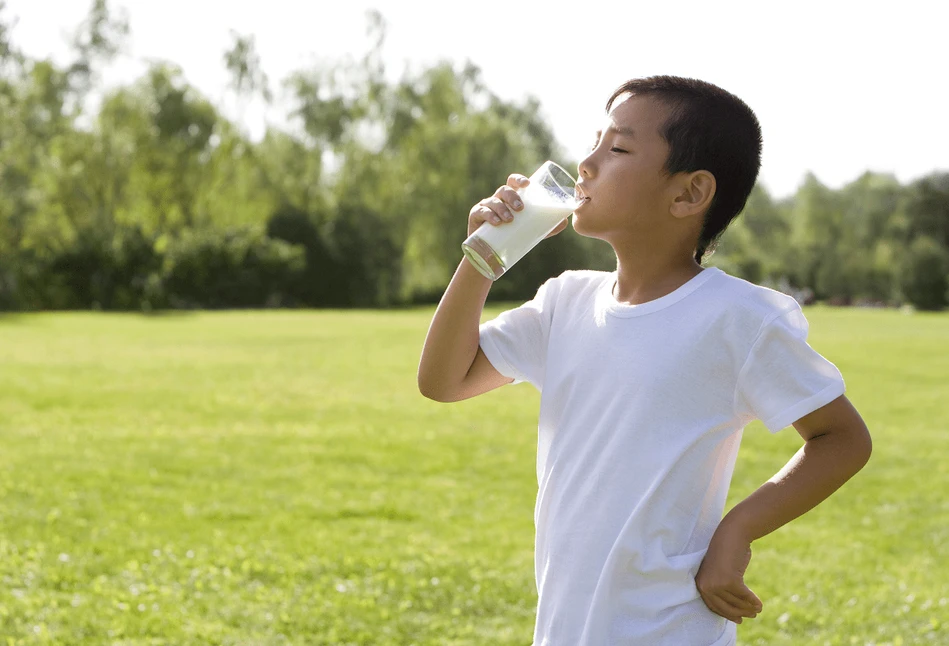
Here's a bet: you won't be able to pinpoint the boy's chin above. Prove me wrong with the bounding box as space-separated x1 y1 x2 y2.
570 215 597 239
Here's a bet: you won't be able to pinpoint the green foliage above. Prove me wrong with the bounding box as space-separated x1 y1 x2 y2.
0 4 947 311
899 236 949 311
902 174 949 248
23 224 161 311
265 204 336 306
67 0 128 97
326 197 404 308
709 172 949 308
223 30 271 105
161 228 305 309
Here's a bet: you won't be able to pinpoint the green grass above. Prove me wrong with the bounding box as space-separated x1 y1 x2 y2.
0 306 946 645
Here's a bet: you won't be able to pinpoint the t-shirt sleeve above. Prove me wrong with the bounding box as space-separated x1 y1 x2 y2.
478 277 558 390
735 304 846 433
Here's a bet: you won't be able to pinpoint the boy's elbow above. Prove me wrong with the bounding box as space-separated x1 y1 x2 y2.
417 374 438 401
418 382 444 402
417 373 456 403
856 424 873 469
843 419 873 474
419 387 460 403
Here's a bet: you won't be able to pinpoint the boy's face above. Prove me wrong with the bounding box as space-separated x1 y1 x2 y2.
573 94 681 241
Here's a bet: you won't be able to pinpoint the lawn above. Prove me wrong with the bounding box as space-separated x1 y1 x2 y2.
0 306 946 645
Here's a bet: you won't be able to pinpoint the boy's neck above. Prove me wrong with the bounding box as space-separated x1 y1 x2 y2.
611 248 704 306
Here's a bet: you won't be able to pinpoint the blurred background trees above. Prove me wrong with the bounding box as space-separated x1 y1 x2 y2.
1 2 947 311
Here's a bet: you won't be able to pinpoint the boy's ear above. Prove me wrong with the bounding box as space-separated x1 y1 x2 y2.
670 170 716 219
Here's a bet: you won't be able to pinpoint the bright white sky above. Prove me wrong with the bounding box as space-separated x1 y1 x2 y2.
5 0 948 198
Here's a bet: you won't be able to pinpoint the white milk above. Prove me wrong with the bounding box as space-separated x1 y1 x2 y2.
463 183 576 280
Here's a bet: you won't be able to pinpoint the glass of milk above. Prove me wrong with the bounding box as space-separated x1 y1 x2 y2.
462 161 580 280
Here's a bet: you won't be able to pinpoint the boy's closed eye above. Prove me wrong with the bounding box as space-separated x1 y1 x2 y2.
591 130 631 154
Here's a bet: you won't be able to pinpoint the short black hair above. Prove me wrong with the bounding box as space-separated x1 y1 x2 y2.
606 76 763 263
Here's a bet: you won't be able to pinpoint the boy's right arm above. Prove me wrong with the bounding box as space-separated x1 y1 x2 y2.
417 258 513 402
418 172 566 402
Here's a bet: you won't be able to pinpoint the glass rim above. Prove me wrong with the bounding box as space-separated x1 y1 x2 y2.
534 160 578 204
537 160 577 185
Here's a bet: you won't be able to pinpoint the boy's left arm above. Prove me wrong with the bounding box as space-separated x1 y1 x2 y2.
695 394 872 624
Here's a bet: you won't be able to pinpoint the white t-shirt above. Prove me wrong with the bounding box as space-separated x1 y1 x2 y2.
478 267 845 646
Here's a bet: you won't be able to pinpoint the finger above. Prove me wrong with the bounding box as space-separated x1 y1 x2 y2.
473 207 503 226
476 198 511 224
493 186 525 211
720 589 758 611
507 173 530 189
699 592 746 624
483 196 515 221
470 203 500 226
728 583 763 611
719 590 760 618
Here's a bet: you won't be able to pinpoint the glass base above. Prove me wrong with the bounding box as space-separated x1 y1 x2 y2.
462 236 506 281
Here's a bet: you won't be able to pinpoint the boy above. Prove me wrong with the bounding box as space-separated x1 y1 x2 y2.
417 76 871 646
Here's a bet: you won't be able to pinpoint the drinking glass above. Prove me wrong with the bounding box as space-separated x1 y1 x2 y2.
462 161 580 281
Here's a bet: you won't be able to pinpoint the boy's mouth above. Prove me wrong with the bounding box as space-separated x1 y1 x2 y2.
575 184 591 208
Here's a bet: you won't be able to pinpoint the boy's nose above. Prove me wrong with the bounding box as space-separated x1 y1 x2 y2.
578 153 595 179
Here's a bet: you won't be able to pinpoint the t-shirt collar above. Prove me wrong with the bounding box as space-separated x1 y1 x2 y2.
598 267 723 318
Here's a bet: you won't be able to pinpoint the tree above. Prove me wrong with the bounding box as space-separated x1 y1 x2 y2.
1 5 942 311
902 173 949 249
223 30 271 127
0 1 17 66
788 173 846 299
97 64 219 234
711 184 791 285
67 0 128 102
835 172 904 302
899 236 949 311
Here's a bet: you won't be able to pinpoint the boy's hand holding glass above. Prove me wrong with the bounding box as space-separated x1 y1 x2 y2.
464 161 579 280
